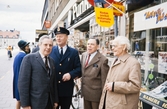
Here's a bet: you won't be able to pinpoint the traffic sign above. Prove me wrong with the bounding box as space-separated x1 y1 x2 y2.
112 1 125 16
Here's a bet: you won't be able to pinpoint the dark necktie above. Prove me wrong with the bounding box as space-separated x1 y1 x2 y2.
45 56 50 76
113 58 118 65
60 48 63 59
85 54 91 67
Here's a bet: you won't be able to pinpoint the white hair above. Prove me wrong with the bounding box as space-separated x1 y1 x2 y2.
39 35 53 45
112 36 131 51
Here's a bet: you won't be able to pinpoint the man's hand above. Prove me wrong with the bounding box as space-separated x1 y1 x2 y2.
54 103 58 109
22 106 31 109
62 73 71 81
105 82 113 91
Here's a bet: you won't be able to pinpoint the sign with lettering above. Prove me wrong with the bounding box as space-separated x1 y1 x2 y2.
140 92 167 109
112 1 125 16
95 7 114 27
68 0 91 26
134 2 167 31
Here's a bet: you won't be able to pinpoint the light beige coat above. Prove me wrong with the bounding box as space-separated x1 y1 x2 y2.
99 54 141 109
81 51 109 102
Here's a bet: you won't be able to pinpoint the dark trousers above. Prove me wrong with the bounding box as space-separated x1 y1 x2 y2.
45 95 53 109
56 97 72 109
84 99 99 109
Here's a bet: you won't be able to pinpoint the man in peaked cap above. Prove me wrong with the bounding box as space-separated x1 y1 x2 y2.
13 40 30 109
50 27 81 109
54 27 70 35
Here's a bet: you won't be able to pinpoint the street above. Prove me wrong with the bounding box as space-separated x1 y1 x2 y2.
0 48 18 109
0 48 83 109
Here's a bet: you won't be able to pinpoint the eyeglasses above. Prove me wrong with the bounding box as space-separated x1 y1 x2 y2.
111 44 124 48
111 45 118 48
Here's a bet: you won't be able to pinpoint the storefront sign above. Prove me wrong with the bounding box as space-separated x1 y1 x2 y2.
35 30 48 34
95 7 114 27
134 2 167 31
68 0 91 26
140 92 167 109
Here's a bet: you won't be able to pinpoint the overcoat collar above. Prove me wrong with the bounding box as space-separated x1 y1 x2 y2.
112 53 131 66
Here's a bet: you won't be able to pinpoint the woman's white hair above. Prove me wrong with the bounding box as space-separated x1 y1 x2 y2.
113 36 131 52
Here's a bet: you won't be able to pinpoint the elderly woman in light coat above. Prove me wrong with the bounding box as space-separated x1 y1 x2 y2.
99 36 141 109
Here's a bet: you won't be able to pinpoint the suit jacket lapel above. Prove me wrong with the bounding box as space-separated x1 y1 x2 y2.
83 53 87 67
86 52 100 68
48 57 53 76
60 46 70 62
54 46 61 59
36 52 47 71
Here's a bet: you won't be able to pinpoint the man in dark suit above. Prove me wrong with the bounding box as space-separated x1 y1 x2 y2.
50 27 81 109
81 38 109 109
18 35 58 109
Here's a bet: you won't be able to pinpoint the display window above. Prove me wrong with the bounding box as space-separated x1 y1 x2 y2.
130 28 167 89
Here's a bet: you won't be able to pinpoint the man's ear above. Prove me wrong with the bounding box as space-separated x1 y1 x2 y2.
123 44 127 51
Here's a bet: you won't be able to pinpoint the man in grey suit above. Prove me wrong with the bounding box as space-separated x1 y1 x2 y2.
18 35 58 109
81 38 109 109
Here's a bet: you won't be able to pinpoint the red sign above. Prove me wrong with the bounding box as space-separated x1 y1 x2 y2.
88 0 114 7
44 21 51 29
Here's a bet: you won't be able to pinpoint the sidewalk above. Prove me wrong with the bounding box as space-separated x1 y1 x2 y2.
0 48 18 109
0 69 15 109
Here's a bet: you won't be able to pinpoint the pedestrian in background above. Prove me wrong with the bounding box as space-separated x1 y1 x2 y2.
13 40 30 109
18 35 58 109
6 45 13 59
99 36 141 109
81 38 109 109
50 27 81 109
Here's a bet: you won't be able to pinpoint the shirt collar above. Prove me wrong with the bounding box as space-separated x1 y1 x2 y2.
58 45 67 50
39 51 46 59
88 51 97 57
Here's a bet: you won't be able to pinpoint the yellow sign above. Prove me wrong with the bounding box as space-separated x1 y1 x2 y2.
112 1 125 16
95 7 114 27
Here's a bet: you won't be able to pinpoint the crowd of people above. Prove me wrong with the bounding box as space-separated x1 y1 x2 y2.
12 27 141 109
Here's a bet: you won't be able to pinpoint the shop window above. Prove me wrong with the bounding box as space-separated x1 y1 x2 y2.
130 31 146 53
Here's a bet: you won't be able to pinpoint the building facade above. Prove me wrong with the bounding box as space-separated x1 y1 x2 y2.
0 30 20 48
46 0 127 51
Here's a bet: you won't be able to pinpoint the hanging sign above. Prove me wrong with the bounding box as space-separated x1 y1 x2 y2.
112 1 125 16
95 7 114 27
44 21 51 29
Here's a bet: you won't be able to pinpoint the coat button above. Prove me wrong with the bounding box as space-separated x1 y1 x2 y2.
60 64 62 66
59 72 61 74
58 81 61 83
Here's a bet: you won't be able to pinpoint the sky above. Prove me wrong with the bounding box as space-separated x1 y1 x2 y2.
0 0 45 42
